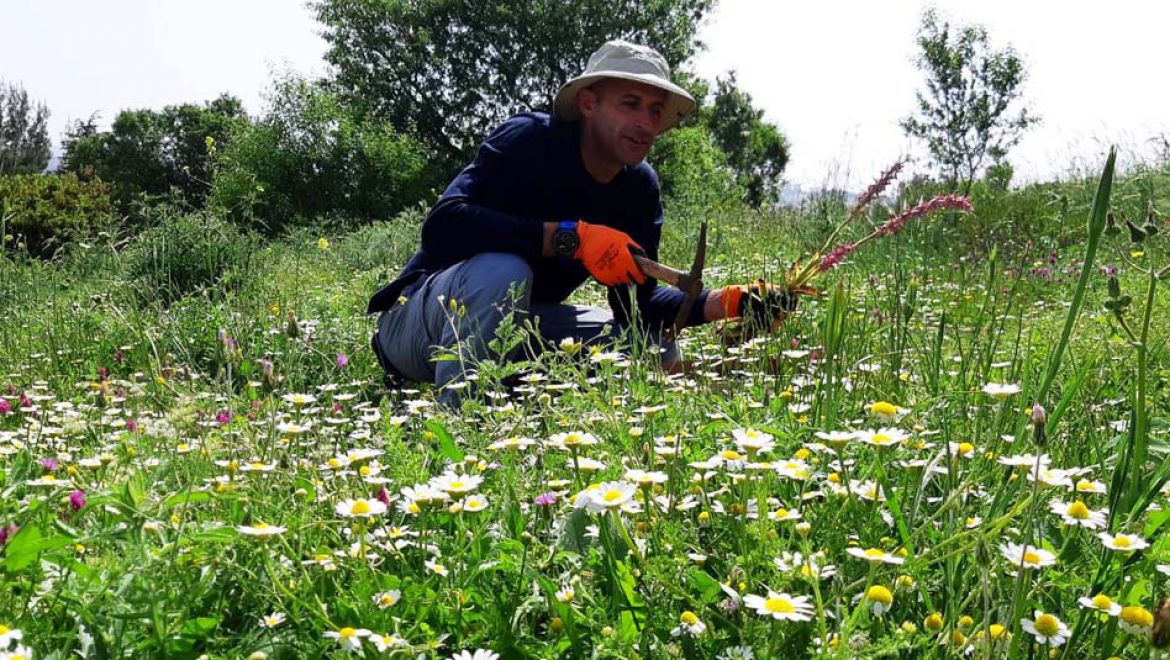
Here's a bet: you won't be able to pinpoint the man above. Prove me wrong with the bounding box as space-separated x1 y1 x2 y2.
368 40 787 403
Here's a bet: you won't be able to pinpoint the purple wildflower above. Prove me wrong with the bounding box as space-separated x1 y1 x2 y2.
534 492 558 507
876 194 974 238
0 399 10 415
69 490 87 511
818 242 857 273
375 486 393 507
216 409 231 425
0 524 17 546
336 353 349 368
41 457 59 472
849 159 905 219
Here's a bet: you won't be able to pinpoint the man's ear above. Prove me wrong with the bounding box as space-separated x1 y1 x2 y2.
576 86 599 120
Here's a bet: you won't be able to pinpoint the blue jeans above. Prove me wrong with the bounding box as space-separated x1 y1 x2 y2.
372 252 677 394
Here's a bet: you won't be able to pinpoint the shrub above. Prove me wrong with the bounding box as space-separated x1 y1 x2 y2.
0 172 117 258
124 209 258 304
209 75 436 235
651 125 740 208
333 202 427 274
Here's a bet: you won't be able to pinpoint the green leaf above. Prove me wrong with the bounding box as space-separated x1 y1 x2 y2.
2 524 43 573
613 560 645 611
688 569 724 604
165 491 212 508
180 616 220 638
187 527 237 544
558 507 591 555
425 420 464 463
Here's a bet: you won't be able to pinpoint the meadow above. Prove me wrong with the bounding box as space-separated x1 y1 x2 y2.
1 152 1169 659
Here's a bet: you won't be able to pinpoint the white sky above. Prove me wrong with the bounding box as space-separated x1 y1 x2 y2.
3 0 1168 189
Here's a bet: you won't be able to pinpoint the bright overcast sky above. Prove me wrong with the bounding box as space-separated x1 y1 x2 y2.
3 0 1168 189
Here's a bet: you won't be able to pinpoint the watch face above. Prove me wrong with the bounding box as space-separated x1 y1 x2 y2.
554 229 579 256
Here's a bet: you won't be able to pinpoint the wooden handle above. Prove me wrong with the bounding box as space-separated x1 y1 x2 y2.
633 254 685 288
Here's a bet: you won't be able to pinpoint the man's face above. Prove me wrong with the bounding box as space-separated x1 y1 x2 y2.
577 78 669 166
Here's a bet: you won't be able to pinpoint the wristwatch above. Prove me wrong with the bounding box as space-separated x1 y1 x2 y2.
553 220 580 257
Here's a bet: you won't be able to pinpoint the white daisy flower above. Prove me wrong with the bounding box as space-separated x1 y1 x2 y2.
999 543 1056 569
1097 532 1149 552
1020 611 1069 647
335 498 387 518
742 591 815 621
846 547 905 565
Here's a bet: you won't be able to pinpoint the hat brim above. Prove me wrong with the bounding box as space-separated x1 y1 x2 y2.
553 72 696 132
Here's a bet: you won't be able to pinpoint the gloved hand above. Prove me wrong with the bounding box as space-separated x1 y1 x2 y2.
719 279 799 325
573 220 647 287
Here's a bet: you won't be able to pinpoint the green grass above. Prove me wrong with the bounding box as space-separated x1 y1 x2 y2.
0 162 1168 659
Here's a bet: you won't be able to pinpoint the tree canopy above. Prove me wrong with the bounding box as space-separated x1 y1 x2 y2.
314 0 714 170
0 81 51 175
901 8 1038 190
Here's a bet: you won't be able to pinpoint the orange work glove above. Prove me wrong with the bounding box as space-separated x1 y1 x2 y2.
573 220 647 287
720 280 799 323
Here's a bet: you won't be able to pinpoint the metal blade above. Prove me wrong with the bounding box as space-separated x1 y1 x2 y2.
666 221 707 343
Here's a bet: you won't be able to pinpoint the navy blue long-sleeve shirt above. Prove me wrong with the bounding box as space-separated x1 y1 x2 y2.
367 112 710 331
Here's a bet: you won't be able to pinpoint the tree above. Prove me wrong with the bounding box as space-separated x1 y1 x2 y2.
900 8 1038 190
61 94 248 208
313 0 714 172
209 75 433 234
0 81 51 175
700 73 789 208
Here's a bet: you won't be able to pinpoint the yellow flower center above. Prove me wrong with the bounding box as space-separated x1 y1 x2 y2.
380 594 396 606
924 613 944 631
864 548 886 559
0 624 8 634
764 597 796 613
1066 501 1090 519
1091 594 1113 609
338 627 356 638
1034 614 1059 636
866 585 893 605
1112 535 1131 548
871 401 898 416
254 522 269 529
721 450 743 461
774 508 790 519
448 481 465 490
563 433 581 445
603 489 623 503
680 611 699 625
359 465 371 476
1076 480 1095 492
1120 606 1153 627
872 433 891 445
988 624 1007 639
957 442 974 455
408 502 420 514
328 458 341 468
351 500 371 515
250 462 265 469
1022 551 1042 565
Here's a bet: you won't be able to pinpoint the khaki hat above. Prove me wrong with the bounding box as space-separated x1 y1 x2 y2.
553 39 696 132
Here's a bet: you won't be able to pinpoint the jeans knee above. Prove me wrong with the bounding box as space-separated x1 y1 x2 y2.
464 252 533 303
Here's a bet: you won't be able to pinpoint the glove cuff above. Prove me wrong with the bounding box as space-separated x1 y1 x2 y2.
720 285 745 320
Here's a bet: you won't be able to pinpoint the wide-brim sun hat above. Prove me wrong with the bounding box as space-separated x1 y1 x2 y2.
553 39 696 132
